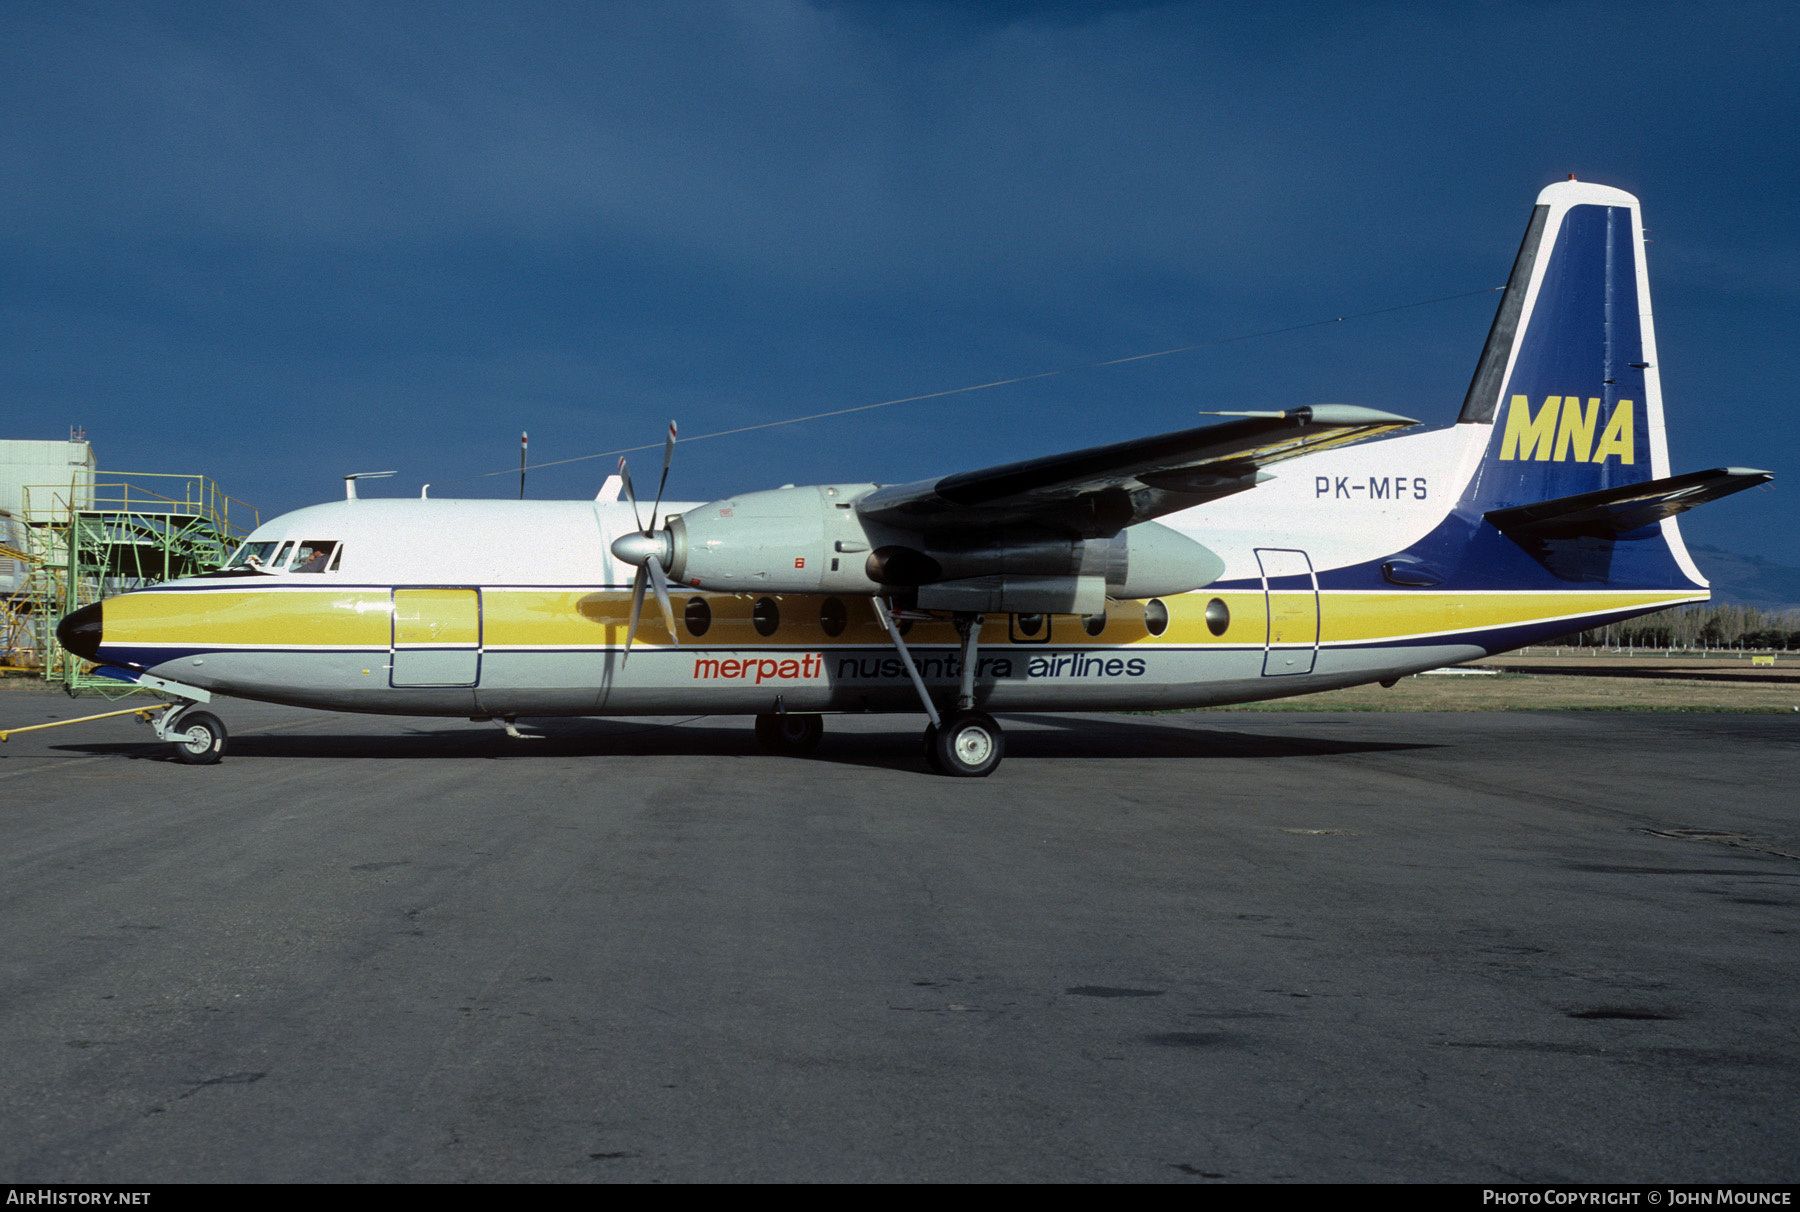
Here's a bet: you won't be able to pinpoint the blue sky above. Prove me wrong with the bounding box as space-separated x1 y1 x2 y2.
4 1 1797 558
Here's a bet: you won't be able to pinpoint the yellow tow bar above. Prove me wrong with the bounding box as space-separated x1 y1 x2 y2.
0 702 173 742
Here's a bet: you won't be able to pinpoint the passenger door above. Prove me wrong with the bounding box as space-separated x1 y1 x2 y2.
391 588 481 687
1256 549 1318 677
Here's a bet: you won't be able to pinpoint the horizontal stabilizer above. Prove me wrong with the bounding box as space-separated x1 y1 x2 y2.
1485 467 1771 540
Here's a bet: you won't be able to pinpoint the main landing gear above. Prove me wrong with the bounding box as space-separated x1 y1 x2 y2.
750 604 1004 775
923 711 1004 777
874 600 1005 778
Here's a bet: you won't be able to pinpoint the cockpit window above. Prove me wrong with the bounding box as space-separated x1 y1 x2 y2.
226 541 279 570
291 540 338 574
272 541 295 568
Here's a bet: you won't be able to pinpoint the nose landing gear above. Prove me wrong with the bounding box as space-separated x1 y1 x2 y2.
123 673 229 765
166 709 228 765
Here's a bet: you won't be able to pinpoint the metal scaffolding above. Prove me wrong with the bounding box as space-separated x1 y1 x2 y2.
1 536 39 674
20 472 257 695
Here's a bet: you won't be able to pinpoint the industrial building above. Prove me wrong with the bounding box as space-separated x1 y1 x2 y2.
0 433 254 690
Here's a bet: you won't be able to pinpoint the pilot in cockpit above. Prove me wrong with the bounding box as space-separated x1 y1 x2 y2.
292 543 333 573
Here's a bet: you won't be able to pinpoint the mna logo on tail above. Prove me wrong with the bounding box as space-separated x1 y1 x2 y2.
1499 394 1635 464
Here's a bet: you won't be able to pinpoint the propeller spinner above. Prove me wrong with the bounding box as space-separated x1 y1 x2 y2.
609 422 681 659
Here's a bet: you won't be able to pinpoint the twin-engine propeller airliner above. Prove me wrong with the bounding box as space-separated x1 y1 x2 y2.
57 180 1770 774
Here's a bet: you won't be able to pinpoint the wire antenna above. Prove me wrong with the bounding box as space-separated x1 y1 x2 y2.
426 285 1502 491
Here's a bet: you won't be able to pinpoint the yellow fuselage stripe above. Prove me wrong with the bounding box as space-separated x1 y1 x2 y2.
101 586 1700 651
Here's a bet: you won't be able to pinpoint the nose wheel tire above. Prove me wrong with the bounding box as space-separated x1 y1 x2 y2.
754 712 824 755
169 710 227 765
927 711 1003 777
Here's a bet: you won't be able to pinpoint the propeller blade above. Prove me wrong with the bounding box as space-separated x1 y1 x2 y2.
624 564 648 662
649 420 677 532
618 456 643 535
646 556 679 647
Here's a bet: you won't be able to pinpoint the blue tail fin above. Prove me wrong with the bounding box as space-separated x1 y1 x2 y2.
1359 182 1767 637
1385 179 1773 592
1459 179 1666 512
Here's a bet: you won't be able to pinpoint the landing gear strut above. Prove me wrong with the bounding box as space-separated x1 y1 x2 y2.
874 599 1005 777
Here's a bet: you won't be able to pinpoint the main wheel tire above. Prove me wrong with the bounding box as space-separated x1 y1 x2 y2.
929 711 1003 777
754 712 824 755
169 710 227 765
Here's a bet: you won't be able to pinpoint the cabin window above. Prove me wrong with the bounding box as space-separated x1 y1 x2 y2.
1082 611 1107 637
684 597 711 637
1144 598 1169 637
752 597 780 637
1205 598 1230 636
291 541 338 574
227 541 279 570
819 597 847 637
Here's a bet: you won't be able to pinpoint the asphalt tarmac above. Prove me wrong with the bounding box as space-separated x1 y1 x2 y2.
1 686 1795 1183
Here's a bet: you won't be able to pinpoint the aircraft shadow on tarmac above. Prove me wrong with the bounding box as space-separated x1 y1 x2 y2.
51 713 1435 771
965 714 1436 762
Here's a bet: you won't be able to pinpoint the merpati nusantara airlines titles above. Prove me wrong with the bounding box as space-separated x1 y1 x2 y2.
699 650 1152 687
52 180 1771 775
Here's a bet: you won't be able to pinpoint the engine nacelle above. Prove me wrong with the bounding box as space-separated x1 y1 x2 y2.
668 484 876 594
666 484 1225 608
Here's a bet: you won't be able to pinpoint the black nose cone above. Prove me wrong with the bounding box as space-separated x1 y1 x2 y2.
57 602 103 661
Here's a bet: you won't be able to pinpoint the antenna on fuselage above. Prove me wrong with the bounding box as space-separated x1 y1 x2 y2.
344 471 397 500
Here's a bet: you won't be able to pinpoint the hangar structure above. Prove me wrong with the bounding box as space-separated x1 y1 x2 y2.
1 435 255 692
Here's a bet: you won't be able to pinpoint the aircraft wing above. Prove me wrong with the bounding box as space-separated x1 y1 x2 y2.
856 405 1417 537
